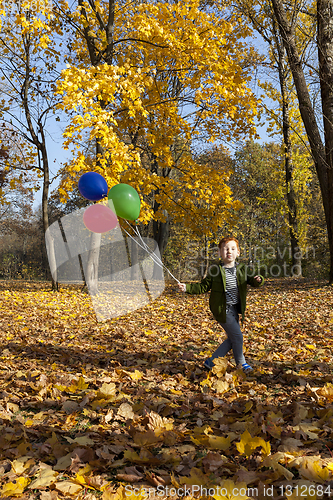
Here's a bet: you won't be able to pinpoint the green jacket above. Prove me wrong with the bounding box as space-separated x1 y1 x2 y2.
185 262 264 323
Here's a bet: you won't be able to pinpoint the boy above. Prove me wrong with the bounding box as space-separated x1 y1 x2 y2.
178 237 264 373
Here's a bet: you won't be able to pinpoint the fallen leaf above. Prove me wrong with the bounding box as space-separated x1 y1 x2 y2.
118 403 135 420
28 468 59 489
236 430 271 457
54 480 83 495
1 477 31 497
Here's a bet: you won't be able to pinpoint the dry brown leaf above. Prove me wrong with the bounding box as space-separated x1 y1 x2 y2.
40 491 58 500
117 403 135 420
202 451 227 472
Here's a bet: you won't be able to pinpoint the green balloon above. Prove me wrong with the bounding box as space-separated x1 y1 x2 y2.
108 183 141 220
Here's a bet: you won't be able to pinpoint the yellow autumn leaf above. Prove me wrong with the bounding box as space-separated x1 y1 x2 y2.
207 434 231 450
200 377 212 388
214 380 230 394
28 468 59 489
190 433 231 450
97 382 116 399
11 456 35 474
123 450 149 463
236 429 271 457
63 376 89 392
301 460 330 482
129 370 143 380
1 477 31 497
212 357 228 377
54 481 83 495
73 474 90 487
318 383 333 401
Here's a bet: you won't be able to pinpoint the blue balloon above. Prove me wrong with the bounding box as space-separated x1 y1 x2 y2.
78 172 108 201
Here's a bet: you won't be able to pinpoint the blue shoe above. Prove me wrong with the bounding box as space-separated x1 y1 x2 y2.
204 358 215 370
242 363 253 374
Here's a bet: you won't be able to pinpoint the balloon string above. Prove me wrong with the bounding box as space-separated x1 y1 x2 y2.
121 225 163 269
122 221 180 283
132 223 164 268
134 227 180 283
121 225 167 275
126 222 179 282
132 225 180 283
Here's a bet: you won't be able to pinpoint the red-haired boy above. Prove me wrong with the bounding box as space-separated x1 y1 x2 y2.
178 237 264 374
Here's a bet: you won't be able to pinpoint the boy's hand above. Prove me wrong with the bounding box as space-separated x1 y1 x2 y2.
177 283 186 292
254 275 262 283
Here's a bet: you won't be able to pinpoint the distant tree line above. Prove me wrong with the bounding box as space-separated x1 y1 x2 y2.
0 141 328 283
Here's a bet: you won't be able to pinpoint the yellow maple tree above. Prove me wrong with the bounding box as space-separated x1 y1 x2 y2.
0 0 62 288
54 0 259 237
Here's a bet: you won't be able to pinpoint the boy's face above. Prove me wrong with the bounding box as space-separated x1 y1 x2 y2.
219 240 240 265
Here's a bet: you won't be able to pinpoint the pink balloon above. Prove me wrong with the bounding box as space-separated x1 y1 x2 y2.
83 204 118 233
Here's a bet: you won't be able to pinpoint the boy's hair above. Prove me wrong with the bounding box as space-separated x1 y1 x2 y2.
218 237 240 253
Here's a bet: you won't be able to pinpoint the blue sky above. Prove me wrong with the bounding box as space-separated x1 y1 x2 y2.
32 117 69 211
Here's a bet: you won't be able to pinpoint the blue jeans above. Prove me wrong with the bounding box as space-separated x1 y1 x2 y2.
208 304 246 366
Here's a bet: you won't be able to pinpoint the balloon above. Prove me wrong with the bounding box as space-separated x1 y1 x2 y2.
108 183 141 221
78 172 108 201
83 204 118 233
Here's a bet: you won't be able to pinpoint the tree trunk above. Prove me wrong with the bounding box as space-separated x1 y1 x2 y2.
202 236 209 278
275 36 302 275
85 232 101 295
271 0 333 283
318 0 333 283
152 209 169 279
21 33 58 290
130 233 140 280
41 146 58 291
75 0 116 294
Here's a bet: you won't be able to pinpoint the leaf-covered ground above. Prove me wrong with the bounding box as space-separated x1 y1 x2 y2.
0 278 333 500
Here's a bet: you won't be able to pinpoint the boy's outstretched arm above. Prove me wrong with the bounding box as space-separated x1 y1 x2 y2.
247 274 264 286
177 275 212 294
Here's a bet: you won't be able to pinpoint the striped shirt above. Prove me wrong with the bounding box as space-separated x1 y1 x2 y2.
224 265 239 305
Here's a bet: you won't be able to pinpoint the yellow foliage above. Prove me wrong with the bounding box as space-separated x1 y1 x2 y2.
28 468 59 489
236 429 271 457
127 370 143 380
1 477 31 497
212 357 228 377
55 0 258 233
191 433 231 450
